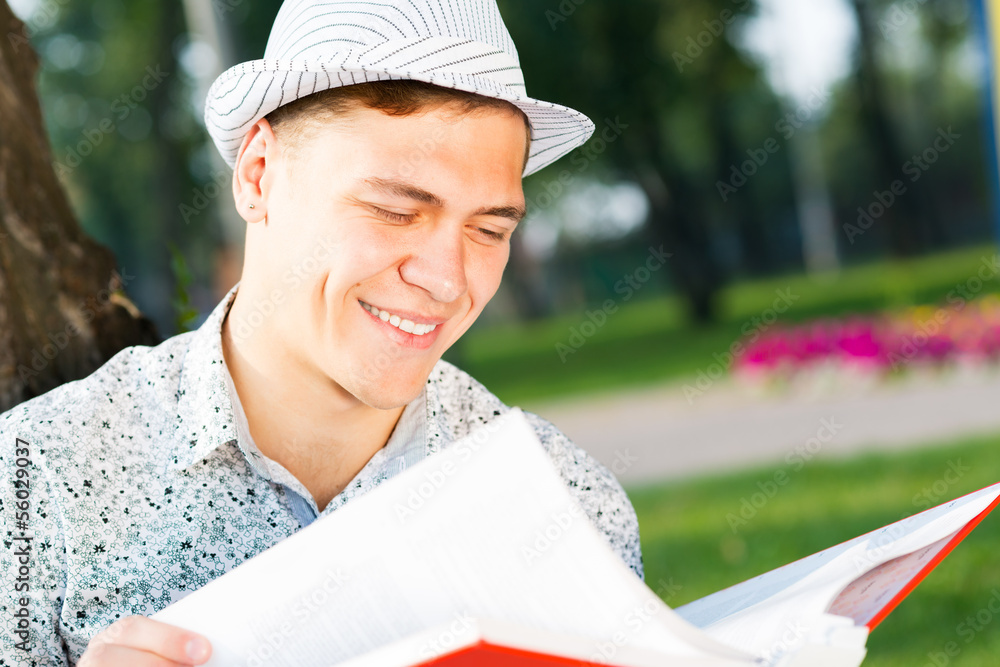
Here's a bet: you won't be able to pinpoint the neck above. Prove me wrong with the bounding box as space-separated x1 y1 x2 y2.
220 289 404 512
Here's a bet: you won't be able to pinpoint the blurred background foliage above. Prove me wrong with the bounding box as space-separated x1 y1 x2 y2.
10 3 1000 665
8 0 999 400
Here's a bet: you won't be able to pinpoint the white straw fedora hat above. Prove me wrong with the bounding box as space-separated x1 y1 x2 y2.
204 0 595 177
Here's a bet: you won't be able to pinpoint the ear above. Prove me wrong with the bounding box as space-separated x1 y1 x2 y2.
232 118 280 223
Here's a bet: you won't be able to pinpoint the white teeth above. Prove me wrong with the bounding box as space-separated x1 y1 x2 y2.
362 302 439 336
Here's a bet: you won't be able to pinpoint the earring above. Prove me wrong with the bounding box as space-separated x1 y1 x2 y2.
248 204 255 209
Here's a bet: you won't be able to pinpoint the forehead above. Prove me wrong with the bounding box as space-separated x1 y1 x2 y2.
284 99 532 175
284 104 529 199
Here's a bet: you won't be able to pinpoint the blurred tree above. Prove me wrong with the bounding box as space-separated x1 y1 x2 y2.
31 0 214 333
824 0 991 258
499 0 783 324
14 0 993 341
848 0 930 256
0 1 158 413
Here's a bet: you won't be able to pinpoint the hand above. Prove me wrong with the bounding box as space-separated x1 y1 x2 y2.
79 616 212 666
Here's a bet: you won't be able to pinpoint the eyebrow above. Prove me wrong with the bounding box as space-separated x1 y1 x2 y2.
360 177 526 224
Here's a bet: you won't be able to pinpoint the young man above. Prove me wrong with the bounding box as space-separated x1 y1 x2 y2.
0 1 643 665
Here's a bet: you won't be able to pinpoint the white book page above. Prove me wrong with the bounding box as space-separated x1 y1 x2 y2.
676 482 1000 659
154 410 755 667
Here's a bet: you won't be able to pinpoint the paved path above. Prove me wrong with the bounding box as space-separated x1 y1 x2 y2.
525 366 1000 485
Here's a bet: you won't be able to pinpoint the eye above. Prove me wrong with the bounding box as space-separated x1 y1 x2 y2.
372 207 415 224
476 227 508 243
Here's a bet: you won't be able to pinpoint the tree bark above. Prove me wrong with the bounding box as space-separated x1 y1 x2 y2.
0 2 159 413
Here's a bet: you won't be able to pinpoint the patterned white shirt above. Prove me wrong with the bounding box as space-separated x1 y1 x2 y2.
0 284 643 666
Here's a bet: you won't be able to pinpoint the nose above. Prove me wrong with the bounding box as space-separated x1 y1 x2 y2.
398 221 468 303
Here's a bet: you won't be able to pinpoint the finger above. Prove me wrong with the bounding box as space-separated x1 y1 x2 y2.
88 616 212 665
79 642 187 667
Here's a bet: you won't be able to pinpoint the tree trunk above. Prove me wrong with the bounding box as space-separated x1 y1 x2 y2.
849 0 926 257
636 158 721 326
0 2 160 413
708 89 772 277
504 229 551 320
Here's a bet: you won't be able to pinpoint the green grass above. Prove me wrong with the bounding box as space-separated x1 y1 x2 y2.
450 243 1000 404
627 432 1000 666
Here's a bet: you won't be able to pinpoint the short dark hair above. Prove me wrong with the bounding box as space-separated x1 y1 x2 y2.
264 79 531 167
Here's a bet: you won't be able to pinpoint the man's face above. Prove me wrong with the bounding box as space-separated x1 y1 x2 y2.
243 103 528 410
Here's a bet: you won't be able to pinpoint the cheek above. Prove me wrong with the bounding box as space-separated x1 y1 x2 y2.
291 219 393 290
357 226 408 265
467 246 509 307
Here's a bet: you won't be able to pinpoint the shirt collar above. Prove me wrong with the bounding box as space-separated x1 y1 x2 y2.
168 282 458 473
168 282 242 472
224 362 427 487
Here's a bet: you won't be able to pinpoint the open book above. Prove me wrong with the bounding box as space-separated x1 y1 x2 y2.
153 410 1000 667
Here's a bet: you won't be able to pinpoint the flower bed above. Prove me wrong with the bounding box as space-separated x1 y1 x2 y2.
733 294 1000 379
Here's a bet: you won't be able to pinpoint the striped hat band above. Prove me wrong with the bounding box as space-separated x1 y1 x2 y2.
204 0 596 177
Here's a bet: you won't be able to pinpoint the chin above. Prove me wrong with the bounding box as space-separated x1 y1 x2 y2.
345 369 428 411
355 387 424 411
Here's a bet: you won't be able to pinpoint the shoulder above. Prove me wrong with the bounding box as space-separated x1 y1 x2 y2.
0 333 192 456
429 360 644 579
519 409 645 580
425 359 506 440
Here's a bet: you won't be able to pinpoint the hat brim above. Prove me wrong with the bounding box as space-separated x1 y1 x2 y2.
204 58 594 178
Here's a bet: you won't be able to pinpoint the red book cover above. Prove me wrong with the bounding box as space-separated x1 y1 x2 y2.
415 640 622 667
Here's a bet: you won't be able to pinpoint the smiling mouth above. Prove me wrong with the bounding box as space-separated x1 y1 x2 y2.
360 301 440 336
